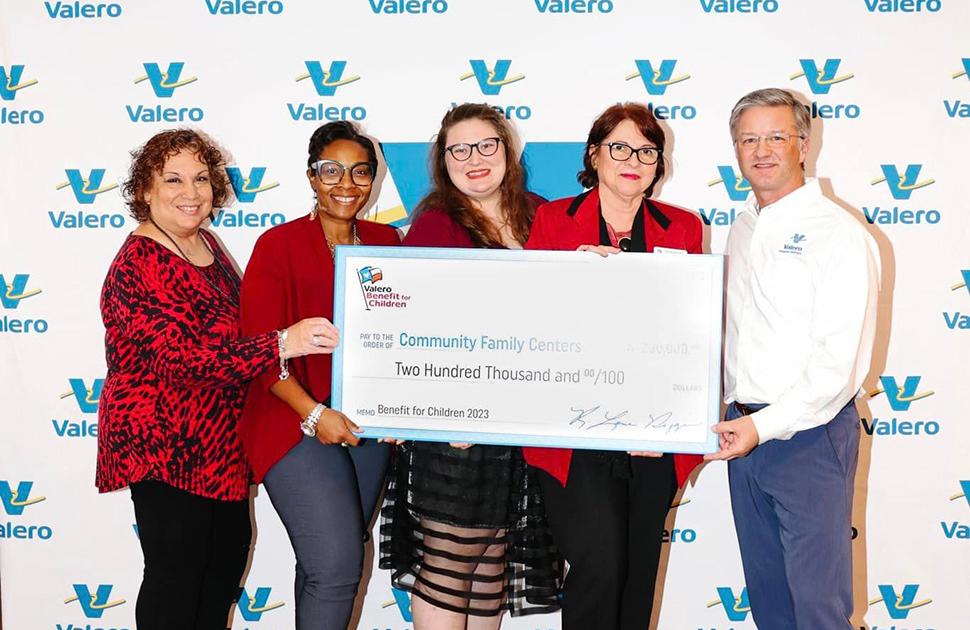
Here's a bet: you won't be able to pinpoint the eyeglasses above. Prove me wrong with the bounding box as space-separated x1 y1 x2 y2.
309 160 376 186
444 137 501 161
599 142 661 165
734 133 805 150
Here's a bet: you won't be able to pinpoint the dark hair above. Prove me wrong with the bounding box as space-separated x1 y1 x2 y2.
122 129 231 222
306 120 378 168
416 103 535 247
578 102 667 198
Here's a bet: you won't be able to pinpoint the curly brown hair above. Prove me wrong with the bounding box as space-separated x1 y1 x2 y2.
122 129 231 222
415 103 536 247
578 103 667 199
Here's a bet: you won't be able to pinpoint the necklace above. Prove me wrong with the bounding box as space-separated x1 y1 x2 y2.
325 222 360 258
148 217 239 304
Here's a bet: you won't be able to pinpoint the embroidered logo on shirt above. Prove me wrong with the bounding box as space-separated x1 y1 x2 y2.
779 233 806 255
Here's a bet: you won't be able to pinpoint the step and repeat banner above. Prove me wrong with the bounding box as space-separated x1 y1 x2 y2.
1 1 967 629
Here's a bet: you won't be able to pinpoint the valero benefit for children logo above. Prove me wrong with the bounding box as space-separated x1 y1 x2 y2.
357 266 410 310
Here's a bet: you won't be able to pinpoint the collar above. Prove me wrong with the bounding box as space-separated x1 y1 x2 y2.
742 177 821 219
566 187 671 230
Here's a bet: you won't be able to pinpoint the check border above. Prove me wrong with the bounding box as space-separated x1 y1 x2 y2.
333 245 723 454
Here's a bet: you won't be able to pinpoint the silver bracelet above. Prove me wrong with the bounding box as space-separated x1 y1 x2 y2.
277 329 289 381
300 403 326 437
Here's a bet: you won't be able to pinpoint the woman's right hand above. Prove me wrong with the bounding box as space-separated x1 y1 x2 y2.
315 408 362 446
577 244 620 257
283 317 339 358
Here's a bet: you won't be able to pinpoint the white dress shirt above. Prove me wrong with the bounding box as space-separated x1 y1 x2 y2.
723 178 881 443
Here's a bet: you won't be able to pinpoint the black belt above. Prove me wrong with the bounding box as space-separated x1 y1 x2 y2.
734 401 766 416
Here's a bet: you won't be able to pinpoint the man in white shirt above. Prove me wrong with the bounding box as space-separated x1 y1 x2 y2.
705 88 880 629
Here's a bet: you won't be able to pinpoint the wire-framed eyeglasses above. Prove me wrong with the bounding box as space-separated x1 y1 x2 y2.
734 133 805 150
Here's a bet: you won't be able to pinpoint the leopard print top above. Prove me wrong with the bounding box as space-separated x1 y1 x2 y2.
97 233 277 500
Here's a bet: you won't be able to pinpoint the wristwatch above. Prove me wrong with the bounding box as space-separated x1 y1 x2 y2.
300 403 327 437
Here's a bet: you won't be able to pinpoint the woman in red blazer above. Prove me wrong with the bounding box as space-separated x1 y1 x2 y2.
239 122 400 630
523 103 704 630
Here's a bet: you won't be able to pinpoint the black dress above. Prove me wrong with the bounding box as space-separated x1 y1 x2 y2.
380 441 562 616
378 207 562 617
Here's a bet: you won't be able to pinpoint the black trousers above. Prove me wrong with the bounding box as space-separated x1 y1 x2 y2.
537 451 676 630
130 480 252 630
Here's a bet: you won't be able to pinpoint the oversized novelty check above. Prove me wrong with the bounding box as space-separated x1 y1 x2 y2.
332 247 722 454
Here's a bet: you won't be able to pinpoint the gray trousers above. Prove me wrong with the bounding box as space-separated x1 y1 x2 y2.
263 436 388 630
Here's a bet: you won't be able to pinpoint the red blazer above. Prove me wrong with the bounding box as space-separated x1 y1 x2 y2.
239 217 401 482
523 187 704 488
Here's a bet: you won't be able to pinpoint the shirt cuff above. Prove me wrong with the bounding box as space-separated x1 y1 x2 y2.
749 406 795 444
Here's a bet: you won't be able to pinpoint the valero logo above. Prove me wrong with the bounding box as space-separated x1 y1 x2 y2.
698 166 749 226
706 586 750 622
61 378 103 413
944 270 970 330
135 62 197 97
865 0 940 12
0 273 48 334
459 60 531 120
699 0 778 12
870 164 935 200
625 59 696 120
868 375 934 411
868 584 931 621
56 169 118 204
64 584 126 618
0 273 42 309
534 0 613 13
44 1 123 18
862 375 939 436
0 480 46 515
944 58 970 119
0 480 53 540
789 59 860 119
54 378 103 438
0 64 44 125
289 61 366 122
864 164 940 226
942 480 969 540
369 0 448 13
236 586 285 622
204 0 285 15
51 168 127 230
127 62 204 123
215 166 285 228
381 587 413 622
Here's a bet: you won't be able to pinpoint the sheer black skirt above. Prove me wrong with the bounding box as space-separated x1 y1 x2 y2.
379 441 562 617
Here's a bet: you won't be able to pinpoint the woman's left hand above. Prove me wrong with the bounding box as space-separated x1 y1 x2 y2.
628 450 663 457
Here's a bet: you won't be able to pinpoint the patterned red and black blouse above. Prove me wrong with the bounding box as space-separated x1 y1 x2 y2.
97 233 278 501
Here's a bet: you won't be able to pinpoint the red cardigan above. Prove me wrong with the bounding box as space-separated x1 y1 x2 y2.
239 217 401 482
523 188 704 488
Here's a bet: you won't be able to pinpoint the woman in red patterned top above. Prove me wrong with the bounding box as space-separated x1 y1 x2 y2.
97 129 335 630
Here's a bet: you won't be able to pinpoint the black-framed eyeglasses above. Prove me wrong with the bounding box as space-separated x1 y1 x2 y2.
309 160 376 186
599 142 661 165
444 137 501 161
734 133 805 150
